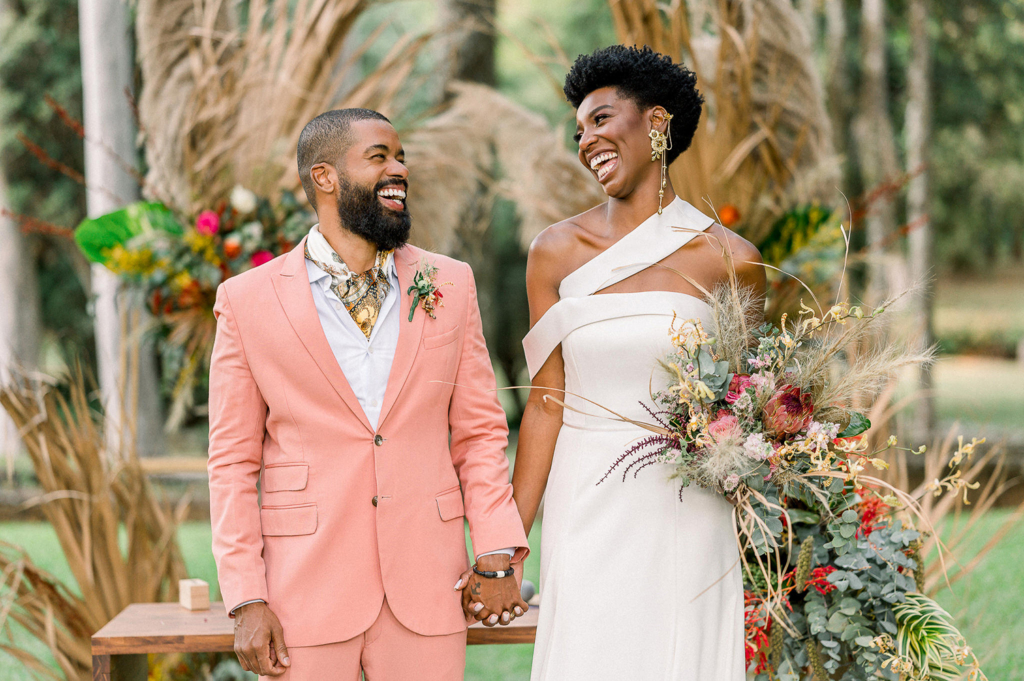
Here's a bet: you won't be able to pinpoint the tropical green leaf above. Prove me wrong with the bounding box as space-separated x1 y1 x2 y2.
74 202 183 264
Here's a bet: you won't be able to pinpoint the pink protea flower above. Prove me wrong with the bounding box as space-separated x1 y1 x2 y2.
708 413 742 443
251 250 273 267
763 384 813 437
726 374 752 404
195 210 221 235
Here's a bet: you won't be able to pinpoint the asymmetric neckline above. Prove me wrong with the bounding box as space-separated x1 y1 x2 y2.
522 198 715 378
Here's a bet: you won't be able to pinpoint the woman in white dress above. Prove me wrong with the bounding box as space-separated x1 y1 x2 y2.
513 45 766 679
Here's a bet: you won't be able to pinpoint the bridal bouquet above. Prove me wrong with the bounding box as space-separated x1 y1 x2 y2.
603 283 988 680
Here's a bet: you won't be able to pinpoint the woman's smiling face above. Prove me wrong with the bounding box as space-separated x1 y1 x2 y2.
574 86 658 199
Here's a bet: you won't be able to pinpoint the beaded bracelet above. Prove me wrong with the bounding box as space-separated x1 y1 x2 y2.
473 564 515 579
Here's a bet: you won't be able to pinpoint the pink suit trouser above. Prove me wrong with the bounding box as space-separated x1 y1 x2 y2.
260 598 466 681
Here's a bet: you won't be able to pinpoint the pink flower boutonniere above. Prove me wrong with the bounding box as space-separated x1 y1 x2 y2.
407 259 453 321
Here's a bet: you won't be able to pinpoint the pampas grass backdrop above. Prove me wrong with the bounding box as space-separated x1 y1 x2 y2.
0 368 189 680
607 0 839 247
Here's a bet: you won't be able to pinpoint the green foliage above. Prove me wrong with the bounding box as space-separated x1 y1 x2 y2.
922 0 1024 270
0 0 92 363
838 413 871 439
74 202 183 264
0 0 84 227
759 204 835 268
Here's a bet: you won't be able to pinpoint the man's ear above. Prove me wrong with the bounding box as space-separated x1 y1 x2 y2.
310 163 335 196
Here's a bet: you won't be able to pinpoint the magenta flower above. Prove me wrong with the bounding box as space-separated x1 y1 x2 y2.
763 384 814 437
726 374 752 404
195 210 220 235
251 250 273 267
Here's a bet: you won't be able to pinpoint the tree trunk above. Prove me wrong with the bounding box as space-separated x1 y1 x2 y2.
824 0 849 161
800 0 819 47
79 0 164 457
437 0 497 91
0 0 42 481
0 146 42 483
905 0 934 440
853 0 900 303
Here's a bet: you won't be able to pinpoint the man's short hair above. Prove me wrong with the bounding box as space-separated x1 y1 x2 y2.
297 108 392 209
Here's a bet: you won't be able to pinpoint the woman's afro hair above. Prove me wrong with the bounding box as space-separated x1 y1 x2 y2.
564 45 703 165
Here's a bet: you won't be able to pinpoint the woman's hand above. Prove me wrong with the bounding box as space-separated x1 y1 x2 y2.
454 555 528 626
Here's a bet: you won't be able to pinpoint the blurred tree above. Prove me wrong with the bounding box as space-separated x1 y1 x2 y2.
439 0 496 88
79 0 165 456
905 0 934 438
926 0 1024 270
438 0 528 419
824 0 851 176
0 87 40 479
0 0 90 368
853 0 901 301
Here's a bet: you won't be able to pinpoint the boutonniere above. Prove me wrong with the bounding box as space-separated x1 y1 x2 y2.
407 259 453 321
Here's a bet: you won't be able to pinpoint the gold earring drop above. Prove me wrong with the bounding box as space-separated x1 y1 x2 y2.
649 113 674 214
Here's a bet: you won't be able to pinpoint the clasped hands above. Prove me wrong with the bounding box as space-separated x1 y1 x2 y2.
455 554 529 627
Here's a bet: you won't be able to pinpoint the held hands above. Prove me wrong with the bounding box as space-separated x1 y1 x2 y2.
233 602 291 676
455 554 528 627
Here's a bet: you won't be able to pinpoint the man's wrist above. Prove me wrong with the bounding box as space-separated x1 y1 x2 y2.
476 553 512 571
231 599 266 616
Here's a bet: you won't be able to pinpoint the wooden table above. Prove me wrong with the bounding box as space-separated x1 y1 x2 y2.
92 602 538 680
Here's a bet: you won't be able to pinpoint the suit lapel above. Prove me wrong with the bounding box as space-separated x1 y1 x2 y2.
377 246 427 428
272 237 374 434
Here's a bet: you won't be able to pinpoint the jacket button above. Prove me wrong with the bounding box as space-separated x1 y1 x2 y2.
372 496 378 507
374 434 384 446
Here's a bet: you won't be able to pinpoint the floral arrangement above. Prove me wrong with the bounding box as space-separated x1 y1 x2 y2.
75 187 314 428
602 273 987 679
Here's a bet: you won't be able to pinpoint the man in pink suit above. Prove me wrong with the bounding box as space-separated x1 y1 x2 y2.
208 108 530 679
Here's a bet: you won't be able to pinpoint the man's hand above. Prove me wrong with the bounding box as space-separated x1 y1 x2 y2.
454 554 528 627
233 602 291 676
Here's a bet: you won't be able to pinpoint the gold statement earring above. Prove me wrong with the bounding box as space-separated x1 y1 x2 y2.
649 113 674 214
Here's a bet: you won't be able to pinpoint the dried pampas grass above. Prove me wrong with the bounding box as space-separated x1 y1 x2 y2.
0 368 189 679
404 82 604 252
135 0 431 214
609 0 839 245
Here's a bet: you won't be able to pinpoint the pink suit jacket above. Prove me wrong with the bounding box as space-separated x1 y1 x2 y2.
207 238 529 647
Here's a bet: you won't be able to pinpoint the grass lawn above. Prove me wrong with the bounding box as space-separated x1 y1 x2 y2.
934 266 1024 343
931 356 1024 432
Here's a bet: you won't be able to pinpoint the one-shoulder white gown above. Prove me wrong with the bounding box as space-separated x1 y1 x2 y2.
522 198 745 680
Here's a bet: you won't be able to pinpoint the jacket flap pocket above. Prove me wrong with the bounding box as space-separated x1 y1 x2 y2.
261 503 317 536
435 487 465 521
423 327 459 349
263 464 308 492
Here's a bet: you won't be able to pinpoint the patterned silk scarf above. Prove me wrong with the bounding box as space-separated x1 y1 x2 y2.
304 226 394 339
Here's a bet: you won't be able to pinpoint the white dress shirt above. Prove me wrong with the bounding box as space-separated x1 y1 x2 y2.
305 241 400 432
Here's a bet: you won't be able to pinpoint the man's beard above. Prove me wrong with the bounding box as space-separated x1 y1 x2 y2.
335 177 411 252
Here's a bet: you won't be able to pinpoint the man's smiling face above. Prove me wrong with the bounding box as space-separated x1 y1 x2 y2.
328 119 412 251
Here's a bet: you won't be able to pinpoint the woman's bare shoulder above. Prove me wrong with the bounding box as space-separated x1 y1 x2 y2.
700 223 765 291
527 204 607 287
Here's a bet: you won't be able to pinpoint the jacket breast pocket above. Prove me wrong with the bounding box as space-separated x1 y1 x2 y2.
261 503 317 536
263 463 308 492
422 326 459 350
435 487 465 522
